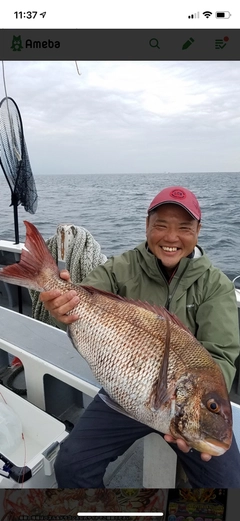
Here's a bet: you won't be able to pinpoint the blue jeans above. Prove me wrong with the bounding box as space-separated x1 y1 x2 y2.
54 389 240 488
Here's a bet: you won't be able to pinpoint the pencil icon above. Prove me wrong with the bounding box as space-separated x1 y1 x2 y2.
182 37 195 50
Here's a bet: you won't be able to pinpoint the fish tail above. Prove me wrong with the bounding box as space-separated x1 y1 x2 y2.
0 221 59 291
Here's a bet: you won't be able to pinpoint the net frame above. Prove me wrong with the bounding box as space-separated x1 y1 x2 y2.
0 96 38 244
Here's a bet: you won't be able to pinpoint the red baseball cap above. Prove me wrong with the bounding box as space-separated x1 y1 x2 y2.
147 186 201 220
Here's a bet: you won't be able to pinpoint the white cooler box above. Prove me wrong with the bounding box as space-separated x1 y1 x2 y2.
0 384 68 488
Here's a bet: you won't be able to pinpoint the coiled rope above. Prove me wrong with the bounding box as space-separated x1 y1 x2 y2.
29 225 108 326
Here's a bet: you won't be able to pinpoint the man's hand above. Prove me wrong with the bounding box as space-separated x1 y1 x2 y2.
164 434 212 461
39 269 79 324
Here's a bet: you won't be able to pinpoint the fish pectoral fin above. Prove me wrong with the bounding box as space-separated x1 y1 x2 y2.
151 384 175 411
152 311 172 409
99 393 135 419
152 384 175 410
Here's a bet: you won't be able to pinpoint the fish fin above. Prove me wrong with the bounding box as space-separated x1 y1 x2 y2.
137 303 193 337
99 393 136 419
81 286 193 337
156 306 194 336
152 312 172 408
150 387 176 411
0 221 59 291
81 285 126 301
66 326 79 353
149 310 177 409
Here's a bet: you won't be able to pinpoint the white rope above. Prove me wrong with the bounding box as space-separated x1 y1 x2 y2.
75 61 81 75
30 225 107 326
1 61 8 100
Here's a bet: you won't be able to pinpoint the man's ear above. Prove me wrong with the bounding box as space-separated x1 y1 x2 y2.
146 215 150 234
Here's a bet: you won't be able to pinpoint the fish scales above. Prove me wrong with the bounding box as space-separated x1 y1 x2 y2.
0 221 233 456
70 293 218 422
70 294 165 411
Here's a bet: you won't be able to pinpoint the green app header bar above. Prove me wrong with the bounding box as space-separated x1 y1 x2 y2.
0 29 240 60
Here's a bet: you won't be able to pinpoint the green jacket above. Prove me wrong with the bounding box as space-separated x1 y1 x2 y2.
78 242 239 392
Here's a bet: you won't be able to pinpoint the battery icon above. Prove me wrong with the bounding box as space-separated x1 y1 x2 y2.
215 11 231 18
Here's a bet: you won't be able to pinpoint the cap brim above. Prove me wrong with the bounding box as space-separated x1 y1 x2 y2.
148 201 199 220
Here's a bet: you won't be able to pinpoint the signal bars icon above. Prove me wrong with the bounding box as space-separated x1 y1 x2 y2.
188 12 200 18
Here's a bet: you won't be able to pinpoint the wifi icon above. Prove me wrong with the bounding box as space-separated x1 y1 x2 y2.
203 11 213 18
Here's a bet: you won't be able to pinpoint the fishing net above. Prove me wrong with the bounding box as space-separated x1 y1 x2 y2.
0 96 38 312
0 96 38 217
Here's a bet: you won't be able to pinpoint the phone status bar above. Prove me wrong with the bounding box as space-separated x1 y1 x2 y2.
1 3 240 29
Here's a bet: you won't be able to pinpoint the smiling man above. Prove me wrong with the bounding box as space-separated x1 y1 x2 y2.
40 185 240 489
146 187 202 283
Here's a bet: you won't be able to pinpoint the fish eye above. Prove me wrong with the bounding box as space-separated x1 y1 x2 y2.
206 398 220 413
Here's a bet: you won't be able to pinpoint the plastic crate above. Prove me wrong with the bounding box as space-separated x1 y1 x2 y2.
0 384 68 488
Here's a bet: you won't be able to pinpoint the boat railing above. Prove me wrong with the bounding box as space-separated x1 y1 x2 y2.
233 275 240 307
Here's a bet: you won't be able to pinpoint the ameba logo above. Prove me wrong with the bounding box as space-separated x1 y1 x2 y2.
25 39 60 48
11 35 23 51
11 34 60 50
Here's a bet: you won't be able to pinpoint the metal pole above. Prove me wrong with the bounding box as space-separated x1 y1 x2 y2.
13 196 23 313
13 198 19 245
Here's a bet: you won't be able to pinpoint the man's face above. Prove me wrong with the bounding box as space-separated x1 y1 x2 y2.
146 204 201 270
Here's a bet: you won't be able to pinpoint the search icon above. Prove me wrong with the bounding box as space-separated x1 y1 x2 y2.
149 38 160 49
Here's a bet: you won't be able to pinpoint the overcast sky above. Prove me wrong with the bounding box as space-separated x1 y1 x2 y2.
1 60 240 175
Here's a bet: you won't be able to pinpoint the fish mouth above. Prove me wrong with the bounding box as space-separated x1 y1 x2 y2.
192 437 232 456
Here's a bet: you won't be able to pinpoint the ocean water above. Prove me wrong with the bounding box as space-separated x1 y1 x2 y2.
0 172 239 281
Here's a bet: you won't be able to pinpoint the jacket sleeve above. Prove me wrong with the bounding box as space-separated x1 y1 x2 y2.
196 276 240 392
80 258 119 293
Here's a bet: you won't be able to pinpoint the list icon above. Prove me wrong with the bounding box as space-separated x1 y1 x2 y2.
215 36 229 49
